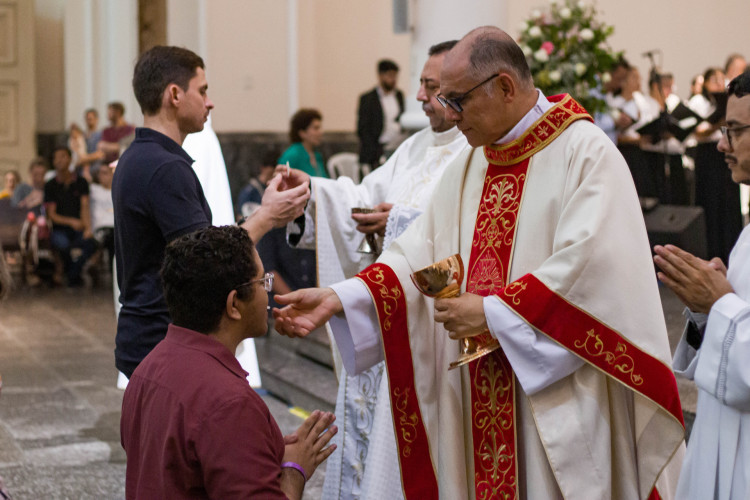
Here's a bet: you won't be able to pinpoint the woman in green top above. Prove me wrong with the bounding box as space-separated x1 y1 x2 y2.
279 108 329 178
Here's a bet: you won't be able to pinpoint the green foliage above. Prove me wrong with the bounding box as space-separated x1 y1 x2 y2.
517 0 622 114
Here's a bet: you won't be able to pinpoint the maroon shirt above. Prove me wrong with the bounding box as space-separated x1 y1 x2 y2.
101 124 135 163
121 324 287 499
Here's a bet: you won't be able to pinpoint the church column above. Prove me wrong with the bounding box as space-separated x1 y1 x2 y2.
64 0 140 127
400 0 507 129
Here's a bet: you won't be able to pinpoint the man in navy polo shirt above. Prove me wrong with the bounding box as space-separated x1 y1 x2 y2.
113 46 309 378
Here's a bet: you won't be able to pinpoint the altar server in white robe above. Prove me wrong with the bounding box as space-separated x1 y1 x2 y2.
655 70 750 500
286 41 470 500
274 27 684 499
183 115 261 387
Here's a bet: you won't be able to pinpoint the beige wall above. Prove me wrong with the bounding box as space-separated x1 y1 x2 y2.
203 0 411 133
34 0 64 133
506 0 750 102
32 1 750 135
202 0 291 132
297 0 411 132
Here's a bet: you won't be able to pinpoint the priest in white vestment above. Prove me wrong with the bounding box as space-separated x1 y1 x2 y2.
287 41 469 499
655 72 750 500
183 115 261 387
274 27 684 499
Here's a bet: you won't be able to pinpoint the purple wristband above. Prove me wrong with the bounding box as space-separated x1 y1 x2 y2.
281 461 307 481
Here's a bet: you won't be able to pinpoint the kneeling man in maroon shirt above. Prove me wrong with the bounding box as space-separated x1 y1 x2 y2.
121 225 337 499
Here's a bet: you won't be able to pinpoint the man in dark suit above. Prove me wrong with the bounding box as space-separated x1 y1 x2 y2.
357 59 405 170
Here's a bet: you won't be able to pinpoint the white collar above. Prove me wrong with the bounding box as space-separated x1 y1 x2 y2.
429 126 461 147
495 90 552 145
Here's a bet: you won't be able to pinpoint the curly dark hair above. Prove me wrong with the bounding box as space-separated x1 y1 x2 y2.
161 226 258 333
133 46 205 115
289 108 322 143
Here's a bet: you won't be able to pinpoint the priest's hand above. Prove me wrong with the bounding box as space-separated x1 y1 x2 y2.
653 244 734 314
274 164 310 190
273 287 343 337
352 202 393 236
434 293 488 339
243 173 310 241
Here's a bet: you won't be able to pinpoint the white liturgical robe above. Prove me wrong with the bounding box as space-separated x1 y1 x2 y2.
291 125 469 500
183 116 261 387
673 224 750 500
328 95 684 499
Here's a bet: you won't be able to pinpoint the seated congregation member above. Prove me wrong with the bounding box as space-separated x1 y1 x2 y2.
279 108 328 178
12 158 48 213
0 170 20 199
121 225 337 499
45 146 97 287
236 150 279 218
654 70 750 500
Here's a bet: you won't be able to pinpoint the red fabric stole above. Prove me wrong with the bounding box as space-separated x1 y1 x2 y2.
497 274 685 427
357 264 439 500
465 158 529 499
466 94 593 499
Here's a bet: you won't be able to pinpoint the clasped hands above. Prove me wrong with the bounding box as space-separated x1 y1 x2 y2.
653 244 734 314
272 286 488 341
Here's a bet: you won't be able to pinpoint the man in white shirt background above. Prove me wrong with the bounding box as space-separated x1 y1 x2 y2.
357 59 405 171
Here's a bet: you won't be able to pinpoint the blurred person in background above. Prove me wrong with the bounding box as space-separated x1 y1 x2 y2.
279 108 328 178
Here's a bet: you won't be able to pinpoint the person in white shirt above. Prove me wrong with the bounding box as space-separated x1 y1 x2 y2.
655 69 750 500
89 164 115 266
357 59 405 170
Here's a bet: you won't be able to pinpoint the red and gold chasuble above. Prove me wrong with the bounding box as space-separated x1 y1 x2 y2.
357 95 612 499
467 94 591 500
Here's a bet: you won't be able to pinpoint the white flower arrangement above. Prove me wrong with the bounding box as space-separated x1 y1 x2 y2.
517 0 622 114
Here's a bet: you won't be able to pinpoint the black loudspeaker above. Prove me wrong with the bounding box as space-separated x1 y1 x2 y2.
643 205 707 259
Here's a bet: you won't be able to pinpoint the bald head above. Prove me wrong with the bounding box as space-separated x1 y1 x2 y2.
439 26 539 147
448 26 534 92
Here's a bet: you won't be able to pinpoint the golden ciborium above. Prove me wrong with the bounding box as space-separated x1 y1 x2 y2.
352 207 381 255
410 254 500 370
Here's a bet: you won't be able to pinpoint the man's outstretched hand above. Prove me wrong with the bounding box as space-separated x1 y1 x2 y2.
273 288 343 337
653 244 734 314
